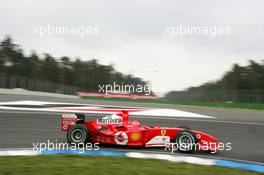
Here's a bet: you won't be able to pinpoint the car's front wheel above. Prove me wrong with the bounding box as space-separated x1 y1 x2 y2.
67 124 89 144
174 130 198 153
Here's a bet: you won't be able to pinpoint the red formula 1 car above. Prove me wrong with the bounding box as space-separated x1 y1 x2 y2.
61 111 219 153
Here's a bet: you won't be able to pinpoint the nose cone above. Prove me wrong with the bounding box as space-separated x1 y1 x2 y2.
207 134 218 143
194 131 219 152
194 131 218 142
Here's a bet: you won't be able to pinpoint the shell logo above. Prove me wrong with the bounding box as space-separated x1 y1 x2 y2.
130 132 141 141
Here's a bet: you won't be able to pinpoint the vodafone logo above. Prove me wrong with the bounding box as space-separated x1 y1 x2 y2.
114 132 128 145
63 125 68 130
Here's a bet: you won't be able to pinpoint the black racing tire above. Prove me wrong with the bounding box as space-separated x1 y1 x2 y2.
174 130 198 153
67 124 89 144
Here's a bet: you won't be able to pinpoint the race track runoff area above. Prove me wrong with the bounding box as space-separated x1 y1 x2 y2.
0 95 264 173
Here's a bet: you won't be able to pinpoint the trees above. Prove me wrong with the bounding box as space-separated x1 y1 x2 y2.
0 36 147 92
166 60 264 103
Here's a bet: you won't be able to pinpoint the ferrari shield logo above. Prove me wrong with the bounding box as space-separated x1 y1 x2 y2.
161 130 166 136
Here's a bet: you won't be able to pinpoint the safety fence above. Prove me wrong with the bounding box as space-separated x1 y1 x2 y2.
0 73 78 95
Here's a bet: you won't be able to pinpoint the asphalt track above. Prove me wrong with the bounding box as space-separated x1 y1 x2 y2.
0 94 263 164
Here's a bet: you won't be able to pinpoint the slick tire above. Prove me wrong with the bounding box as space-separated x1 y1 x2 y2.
67 124 89 144
174 130 198 153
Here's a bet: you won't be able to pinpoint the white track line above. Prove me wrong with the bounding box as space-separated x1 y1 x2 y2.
0 100 214 118
0 110 263 126
132 116 264 126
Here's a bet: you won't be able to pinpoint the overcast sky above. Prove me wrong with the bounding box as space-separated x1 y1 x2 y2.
0 0 263 95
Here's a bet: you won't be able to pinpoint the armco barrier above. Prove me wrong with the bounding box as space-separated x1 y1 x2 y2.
0 88 79 99
0 73 78 95
0 149 263 173
77 92 159 100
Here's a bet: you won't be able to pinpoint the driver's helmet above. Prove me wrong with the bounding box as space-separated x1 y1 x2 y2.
131 120 140 126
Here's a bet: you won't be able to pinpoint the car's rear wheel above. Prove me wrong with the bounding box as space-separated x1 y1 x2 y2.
67 124 89 144
174 130 197 153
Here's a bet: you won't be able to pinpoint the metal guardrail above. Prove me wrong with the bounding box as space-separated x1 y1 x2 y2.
77 92 159 100
0 73 79 95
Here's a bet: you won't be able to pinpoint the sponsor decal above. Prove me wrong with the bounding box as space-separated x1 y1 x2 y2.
95 136 111 143
196 134 201 139
63 121 75 125
161 130 166 136
62 114 77 119
114 132 128 145
130 132 141 141
145 136 170 147
62 125 68 130
97 114 123 124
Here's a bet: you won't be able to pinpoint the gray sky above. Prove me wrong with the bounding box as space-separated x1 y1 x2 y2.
0 0 263 95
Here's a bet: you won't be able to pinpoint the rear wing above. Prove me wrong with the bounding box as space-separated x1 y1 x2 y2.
61 111 129 131
61 113 85 131
119 110 129 122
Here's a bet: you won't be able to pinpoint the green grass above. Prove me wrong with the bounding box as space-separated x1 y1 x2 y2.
0 155 262 175
83 97 264 110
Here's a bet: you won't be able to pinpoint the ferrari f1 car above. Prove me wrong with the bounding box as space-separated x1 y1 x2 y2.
61 111 219 153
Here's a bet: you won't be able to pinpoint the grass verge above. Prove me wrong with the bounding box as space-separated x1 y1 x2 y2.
83 97 264 110
0 155 262 175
